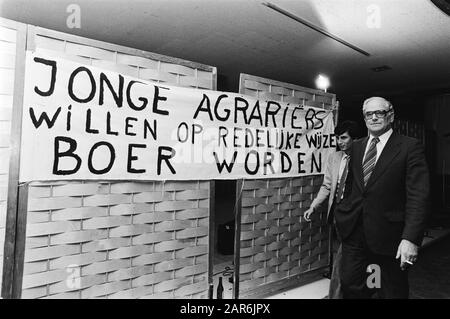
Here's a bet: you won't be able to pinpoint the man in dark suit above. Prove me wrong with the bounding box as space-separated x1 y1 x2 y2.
335 97 430 299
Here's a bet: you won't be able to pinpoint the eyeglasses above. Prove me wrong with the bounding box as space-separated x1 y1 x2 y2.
363 109 392 120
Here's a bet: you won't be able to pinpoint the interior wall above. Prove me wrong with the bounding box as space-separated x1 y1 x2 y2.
424 94 450 214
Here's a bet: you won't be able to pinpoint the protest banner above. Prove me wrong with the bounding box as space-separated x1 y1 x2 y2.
20 52 336 181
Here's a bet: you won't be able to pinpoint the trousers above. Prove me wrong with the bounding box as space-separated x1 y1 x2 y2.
340 216 409 299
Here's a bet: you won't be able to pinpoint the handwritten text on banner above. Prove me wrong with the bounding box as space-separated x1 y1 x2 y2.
20 52 336 181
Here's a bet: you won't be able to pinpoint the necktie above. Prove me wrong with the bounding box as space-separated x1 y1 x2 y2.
335 155 349 203
362 137 380 186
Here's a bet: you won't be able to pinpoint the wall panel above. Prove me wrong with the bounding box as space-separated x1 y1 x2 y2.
17 25 217 298
237 73 336 297
0 21 18 294
0 17 28 297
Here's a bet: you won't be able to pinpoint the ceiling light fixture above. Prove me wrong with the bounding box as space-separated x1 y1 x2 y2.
262 2 371 57
315 74 330 92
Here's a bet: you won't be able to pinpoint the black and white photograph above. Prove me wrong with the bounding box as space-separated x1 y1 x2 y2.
0 0 449 303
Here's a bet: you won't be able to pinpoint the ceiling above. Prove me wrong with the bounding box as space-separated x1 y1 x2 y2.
1 0 450 97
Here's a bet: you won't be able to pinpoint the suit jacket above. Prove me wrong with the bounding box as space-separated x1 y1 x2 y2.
334 133 430 256
310 150 345 222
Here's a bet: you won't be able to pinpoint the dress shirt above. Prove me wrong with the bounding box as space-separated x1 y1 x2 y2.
363 128 393 165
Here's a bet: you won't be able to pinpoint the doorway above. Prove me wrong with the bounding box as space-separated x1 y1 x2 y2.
212 180 236 299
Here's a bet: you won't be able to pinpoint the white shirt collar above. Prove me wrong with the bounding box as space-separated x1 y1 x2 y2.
368 128 393 146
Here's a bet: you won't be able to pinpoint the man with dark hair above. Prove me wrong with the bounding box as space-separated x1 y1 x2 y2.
304 120 358 299
335 97 429 298
334 120 358 140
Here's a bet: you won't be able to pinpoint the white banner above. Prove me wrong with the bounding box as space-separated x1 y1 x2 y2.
20 52 336 182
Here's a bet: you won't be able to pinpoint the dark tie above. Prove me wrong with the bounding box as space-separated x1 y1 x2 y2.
362 137 380 186
335 155 349 203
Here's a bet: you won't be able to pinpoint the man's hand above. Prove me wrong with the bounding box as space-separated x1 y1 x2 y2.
396 239 419 270
303 207 314 222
